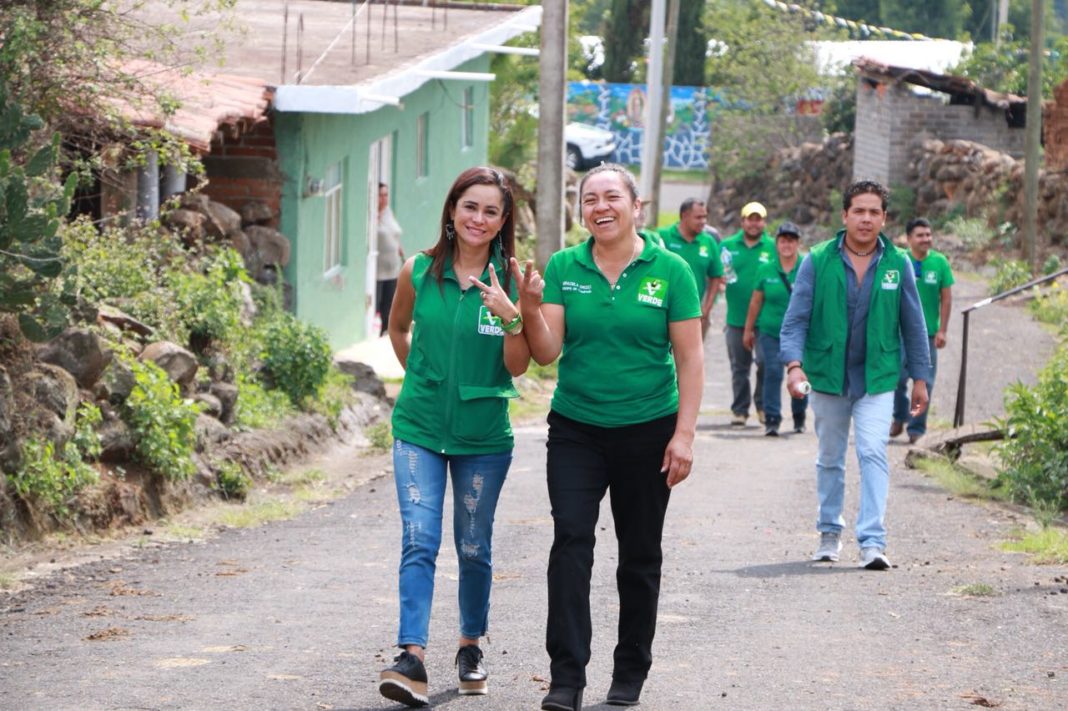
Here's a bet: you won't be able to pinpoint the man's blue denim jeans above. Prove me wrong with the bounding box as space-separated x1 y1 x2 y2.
757 331 807 427
893 335 937 436
810 391 894 550
392 439 512 648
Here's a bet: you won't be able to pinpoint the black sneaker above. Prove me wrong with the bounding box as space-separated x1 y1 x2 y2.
379 651 429 708
456 644 487 695
606 678 644 706
793 417 806 434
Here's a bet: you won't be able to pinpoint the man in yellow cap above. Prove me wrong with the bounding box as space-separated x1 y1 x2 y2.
720 201 775 426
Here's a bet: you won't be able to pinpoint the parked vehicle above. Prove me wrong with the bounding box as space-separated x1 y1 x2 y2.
565 122 616 170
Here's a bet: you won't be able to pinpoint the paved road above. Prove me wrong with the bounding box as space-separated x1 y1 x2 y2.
1 280 1064 710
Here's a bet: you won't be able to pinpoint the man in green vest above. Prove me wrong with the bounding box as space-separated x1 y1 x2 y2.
780 180 930 571
720 201 775 426
891 217 954 444
658 198 724 338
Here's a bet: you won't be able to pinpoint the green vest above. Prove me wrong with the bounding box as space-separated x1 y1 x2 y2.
803 233 907 396
391 252 519 454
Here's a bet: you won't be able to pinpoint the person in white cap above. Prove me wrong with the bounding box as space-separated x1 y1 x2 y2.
720 201 775 426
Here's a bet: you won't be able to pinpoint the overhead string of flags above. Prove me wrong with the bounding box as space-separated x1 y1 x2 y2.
761 0 936 42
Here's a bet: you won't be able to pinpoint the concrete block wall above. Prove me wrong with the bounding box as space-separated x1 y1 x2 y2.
854 79 1025 188
201 118 283 227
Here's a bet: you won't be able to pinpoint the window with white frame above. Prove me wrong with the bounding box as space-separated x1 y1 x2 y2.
416 112 429 178
462 87 474 149
323 162 343 274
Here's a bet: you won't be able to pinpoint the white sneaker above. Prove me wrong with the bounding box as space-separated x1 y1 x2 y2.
812 532 842 562
859 547 890 570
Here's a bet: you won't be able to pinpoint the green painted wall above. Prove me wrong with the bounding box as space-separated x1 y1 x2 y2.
275 55 491 348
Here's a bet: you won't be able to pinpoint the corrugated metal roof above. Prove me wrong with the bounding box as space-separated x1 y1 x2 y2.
107 59 271 152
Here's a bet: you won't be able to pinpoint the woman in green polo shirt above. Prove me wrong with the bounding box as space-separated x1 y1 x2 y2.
517 163 704 711
742 221 809 436
377 167 530 708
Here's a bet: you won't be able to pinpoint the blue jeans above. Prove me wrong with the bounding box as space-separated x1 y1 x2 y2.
392 439 512 648
810 391 894 550
893 335 937 436
758 331 807 427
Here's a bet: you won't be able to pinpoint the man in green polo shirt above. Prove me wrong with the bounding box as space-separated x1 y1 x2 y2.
721 201 775 426
658 198 724 338
891 217 954 443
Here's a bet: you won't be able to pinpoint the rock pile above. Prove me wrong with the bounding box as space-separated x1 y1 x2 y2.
706 133 854 236
910 138 1068 246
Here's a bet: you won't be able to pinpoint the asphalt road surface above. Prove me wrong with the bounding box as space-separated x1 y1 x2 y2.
1 274 1065 711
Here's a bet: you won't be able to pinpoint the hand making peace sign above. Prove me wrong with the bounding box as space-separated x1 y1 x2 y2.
468 262 520 323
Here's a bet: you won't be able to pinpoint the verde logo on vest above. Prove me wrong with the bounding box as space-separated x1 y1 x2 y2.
477 306 504 336
699 245 709 257
881 270 900 290
637 277 668 307
924 270 938 284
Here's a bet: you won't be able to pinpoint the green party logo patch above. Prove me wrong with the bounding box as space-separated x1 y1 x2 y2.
477 306 504 336
924 270 939 284
881 269 901 290
637 276 668 307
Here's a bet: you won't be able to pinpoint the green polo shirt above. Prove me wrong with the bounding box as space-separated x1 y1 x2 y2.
657 223 724 299
909 249 954 336
542 233 701 427
720 230 775 327
753 257 801 336
391 252 519 455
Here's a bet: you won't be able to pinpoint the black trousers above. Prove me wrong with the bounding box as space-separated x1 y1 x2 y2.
376 278 397 336
545 410 675 689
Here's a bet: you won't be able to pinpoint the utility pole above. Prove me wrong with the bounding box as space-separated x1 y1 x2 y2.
535 0 568 269
645 0 680 227
638 0 666 226
1023 0 1044 274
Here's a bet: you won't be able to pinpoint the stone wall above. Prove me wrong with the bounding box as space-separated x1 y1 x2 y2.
909 138 1068 246
854 79 1026 188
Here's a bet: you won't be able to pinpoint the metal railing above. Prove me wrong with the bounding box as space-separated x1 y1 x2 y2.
952 265 1068 427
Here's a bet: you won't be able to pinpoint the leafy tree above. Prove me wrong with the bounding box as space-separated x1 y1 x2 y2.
603 0 649 82
879 0 969 40
952 30 1068 96
674 0 707 86
703 1 823 182
0 80 77 341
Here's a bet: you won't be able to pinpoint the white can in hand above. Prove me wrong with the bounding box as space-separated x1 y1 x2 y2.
797 381 812 395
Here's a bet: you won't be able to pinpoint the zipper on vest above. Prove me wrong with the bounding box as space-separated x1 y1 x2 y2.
442 288 468 452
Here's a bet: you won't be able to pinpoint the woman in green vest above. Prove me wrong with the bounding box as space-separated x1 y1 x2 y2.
378 167 530 707
517 163 704 711
742 221 808 436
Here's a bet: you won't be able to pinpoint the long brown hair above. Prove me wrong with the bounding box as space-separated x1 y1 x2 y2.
426 166 515 292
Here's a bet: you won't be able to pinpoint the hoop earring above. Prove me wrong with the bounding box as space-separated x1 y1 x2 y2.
446 222 456 241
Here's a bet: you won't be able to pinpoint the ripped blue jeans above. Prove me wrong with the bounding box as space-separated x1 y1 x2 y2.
392 439 512 648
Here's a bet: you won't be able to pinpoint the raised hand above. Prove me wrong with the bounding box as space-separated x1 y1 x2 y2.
469 263 519 322
513 257 544 312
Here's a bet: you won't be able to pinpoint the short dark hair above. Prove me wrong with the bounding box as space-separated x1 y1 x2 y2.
680 198 705 215
579 162 639 202
906 217 931 235
842 179 889 212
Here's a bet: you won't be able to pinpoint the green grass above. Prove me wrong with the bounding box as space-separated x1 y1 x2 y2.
913 458 1011 502
164 523 206 541
364 422 393 452
215 500 305 529
661 168 709 184
1000 527 1068 564
280 468 326 487
0 572 17 590
952 582 998 597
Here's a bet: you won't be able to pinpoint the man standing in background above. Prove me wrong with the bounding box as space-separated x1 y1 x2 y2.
720 202 775 426
891 217 954 444
659 198 724 338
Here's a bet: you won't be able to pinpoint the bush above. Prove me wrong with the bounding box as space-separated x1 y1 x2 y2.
1030 282 1068 327
232 371 294 430
943 215 994 251
988 258 1032 296
306 368 357 429
260 313 333 406
994 342 1068 513
167 247 248 349
123 356 199 481
10 403 102 517
214 461 251 501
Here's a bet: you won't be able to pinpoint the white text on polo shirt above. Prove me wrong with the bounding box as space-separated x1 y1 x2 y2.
561 281 592 294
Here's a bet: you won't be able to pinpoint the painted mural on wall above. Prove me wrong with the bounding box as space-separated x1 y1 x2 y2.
567 81 722 169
